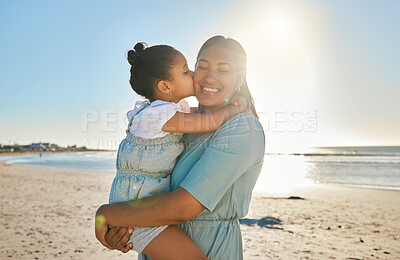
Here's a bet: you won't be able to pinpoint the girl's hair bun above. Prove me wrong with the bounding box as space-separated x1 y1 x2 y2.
134 42 146 53
127 42 147 66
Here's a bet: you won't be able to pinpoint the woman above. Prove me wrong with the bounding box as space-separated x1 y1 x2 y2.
95 35 265 259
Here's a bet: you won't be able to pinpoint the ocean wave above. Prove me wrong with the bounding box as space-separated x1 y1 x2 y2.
83 151 116 159
304 159 400 164
311 181 400 191
303 153 400 157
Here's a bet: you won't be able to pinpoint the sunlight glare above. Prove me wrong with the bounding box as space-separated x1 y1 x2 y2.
263 13 293 45
253 155 312 196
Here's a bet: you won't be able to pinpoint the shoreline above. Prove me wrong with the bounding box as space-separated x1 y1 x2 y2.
0 150 113 157
1 163 399 259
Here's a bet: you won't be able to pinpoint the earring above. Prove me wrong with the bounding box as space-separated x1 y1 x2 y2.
169 91 173 97
236 87 241 92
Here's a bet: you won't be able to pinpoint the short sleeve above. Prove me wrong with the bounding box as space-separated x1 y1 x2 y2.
179 113 265 212
178 99 191 113
128 100 182 138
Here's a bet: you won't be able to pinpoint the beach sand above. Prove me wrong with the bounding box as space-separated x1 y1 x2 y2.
0 162 399 259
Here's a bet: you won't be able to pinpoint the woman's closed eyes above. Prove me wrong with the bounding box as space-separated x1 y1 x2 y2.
196 62 233 74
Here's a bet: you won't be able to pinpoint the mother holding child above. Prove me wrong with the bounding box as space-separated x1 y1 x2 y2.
95 35 265 260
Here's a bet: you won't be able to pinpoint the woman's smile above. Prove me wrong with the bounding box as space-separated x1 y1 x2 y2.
200 84 222 94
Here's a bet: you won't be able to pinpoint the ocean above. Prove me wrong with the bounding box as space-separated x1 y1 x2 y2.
255 146 400 194
1 146 400 195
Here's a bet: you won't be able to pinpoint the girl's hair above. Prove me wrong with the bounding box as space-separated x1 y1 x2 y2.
196 35 259 119
127 42 180 101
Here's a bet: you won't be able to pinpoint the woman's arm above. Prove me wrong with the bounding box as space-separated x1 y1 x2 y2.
162 95 247 133
96 187 205 228
95 187 204 250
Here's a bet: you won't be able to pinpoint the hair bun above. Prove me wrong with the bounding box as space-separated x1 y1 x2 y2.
134 42 146 53
127 42 147 66
127 50 137 66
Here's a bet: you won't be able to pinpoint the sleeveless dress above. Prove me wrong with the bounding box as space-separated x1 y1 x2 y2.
108 100 188 253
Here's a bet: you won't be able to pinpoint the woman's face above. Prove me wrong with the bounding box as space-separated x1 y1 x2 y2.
194 45 239 109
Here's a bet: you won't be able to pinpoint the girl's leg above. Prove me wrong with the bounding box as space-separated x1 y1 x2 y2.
142 225 207 260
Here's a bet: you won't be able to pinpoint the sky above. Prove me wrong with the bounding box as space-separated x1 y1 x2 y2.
0 0 399 152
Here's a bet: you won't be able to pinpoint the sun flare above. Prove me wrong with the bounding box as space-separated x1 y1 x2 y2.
263 13 294 44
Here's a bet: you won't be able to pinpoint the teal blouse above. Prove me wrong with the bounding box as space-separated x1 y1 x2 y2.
139 112 265 260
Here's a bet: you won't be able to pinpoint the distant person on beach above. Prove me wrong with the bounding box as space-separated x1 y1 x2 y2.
95 36 265 259
95 42 248 259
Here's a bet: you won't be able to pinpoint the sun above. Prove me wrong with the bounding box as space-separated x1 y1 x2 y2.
264 13 292 42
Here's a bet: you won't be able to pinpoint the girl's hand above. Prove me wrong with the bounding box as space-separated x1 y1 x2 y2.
95 205 134 253
105 226 134 253
246 106 256 117
230 95 248 112
95 205 114 250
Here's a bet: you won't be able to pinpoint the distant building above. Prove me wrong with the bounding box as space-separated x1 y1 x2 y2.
0 142 93 153
66 145 77 150
42 143 50 150
30 143 46 151
50 143 59 151
20 145 31 151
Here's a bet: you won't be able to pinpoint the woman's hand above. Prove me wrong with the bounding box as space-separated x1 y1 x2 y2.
231 94 257 117
105 226 134 253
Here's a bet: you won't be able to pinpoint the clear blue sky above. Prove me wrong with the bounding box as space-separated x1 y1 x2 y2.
1 0 399 152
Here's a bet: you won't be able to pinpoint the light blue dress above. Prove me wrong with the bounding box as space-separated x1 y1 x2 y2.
138 112 265 260
109 100 185 253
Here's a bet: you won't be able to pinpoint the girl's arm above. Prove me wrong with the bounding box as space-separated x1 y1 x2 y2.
190 106 199 113
162 96 247 133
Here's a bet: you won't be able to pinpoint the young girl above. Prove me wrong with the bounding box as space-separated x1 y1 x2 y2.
97 42 247 259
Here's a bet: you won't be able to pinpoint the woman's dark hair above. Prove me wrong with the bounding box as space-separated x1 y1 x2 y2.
196 35 259 119
127 42 180 101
